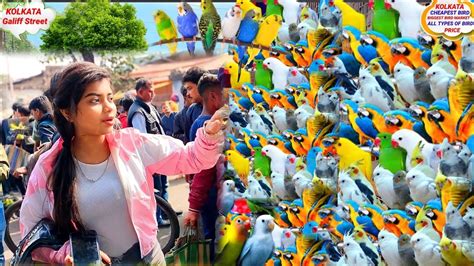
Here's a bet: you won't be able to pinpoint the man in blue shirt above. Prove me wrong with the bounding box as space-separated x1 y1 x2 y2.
182 67 206 142
29 95 57 147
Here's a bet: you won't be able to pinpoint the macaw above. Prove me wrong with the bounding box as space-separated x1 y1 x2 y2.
360 31 398 72
268 45 298 67
383 110 417 134
292 40 312 67
409 101 449 143
427 99 456 142
342 26 377 66
390 37 431 68
383 210 415 236
357 104 389 133
270 90 298 109
341 99 378 145
357 204 385 237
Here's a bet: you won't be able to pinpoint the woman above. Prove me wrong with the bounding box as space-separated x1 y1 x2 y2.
19 62 227 264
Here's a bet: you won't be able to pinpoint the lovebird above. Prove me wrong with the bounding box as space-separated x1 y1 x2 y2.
177 2 199 55
238 215 275 266
154 10 178 54
376 132 407 174
225 150 250 185
215 214 251 266
199 0 221 55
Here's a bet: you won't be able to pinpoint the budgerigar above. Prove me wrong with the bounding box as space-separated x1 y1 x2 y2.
177 2 199 55
154 10 179 54
221 5 242 41
199 0 221 55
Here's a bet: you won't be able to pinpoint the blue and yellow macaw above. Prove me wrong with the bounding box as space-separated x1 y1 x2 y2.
286 130 307 156
405 201 424 219
357 203 385 238
360 31 398 73
267 135 295 154
383 110 417 134
427 99 457 142
268 45 298 67
420 199 445 235
390 38 431 68
409 101 449 143
318 205 354 239
274 205 292 228
270 90 298 109
292 40 312 67
343 26 378 66
308 59 335 92
288 199 306 228
382 210 415 236
253 86 273 107
280 246 301 266
357 104 389 133
227 134 252 157
341 100 378 145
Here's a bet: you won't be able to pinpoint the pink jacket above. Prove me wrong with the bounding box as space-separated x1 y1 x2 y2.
19 127 224 263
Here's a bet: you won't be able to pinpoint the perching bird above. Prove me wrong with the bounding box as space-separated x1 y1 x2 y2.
444 201 472 241
463 207 474 232
385 0 424 39
352 226 382 266
342 234 371 265
177 2 199 55
393 61 417 104
392 170 413 208
410 232 444 266
373 165 399 209
292 169 313 198
358 67 394 112
154 10 179 54
236 9 259 45
245 174 269 199
215 214 251 266
237 0 262 18
331 0 365 32
368 0 399 39
221 5 243 41
376 132 407 174
438 138 469 177
263 57 290 90
199 0 221 55
406 165 437 204
426 65 454 100
397 234 417 266
319 2 340 30
338 170 369 206
287 67 308 86
225 150 250 184
247 109 271 135
315 153 338 182
278 0 300 25
413 67 436 104
218 180 238 215
238 215 275 266
262 145 288 175
378 229 403 266
391 129 438 171
460 36 474 73
430 46 457 76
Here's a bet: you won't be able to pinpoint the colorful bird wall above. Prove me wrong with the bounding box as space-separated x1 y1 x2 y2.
157 0 474 265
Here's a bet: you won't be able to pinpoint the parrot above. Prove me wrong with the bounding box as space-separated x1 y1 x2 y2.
390 38 431 69
397 234 417 266
285 153 298 177
224 60 251 90
358 67 394 112
272 106 296 133
408 102 449 144
360 31 398 72
316 87 340 113
315 153 338 183
238 215 275 266
406 165 437 204
430 45 457 76
384 210 415 236
426 65 454 100
367 59 398 103
247 108 271 134
199 0 221 55
221 5 243 41
218 180 239 215
322 136 373 180
438 37 462 63
306 146 321 176
253 14 283 48
278 0 300 25
341 234 371 265
392 170 414 209
384 0 424 39
427 100 457 142
373 165 399 209
254 53 273 90
463 207 474 231
368 0 399 39
391 129 438 171
438 138 469 177
252 146 271 178
319 2 341 30
347 164 378 205
393 61 417 104
215 214 251 266
338 170 369 206
263 57 290 90
272 225 296 250
266 0 283 17
245 174 270 199
357 104 389 133
444 201 472 241
287 67 308 86
177 2 199 55
330 0 365 32
413 67 436 104
236 0 262 18
376 132 407 174
460 36 474 73
262 145 288 175
153 10 179 55
294 108 312 129
340 99 378 145
236 9 259 44
271 172 298 201
378 229 403 266
343 27 378 67
292 170 313 198
352 226 382 266
414 213 441 242
410 232 444 266
225 150 250 185
439 236 473 266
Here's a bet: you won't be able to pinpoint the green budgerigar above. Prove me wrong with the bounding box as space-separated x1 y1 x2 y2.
199 0 221 55
265 0 283 17
376 132 406 174
368 0 400 39
254 53 273 90
153 10 178 54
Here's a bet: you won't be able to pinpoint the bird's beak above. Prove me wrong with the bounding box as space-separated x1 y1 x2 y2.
261 151 267 156
391 140 399 148
251 150 255 156
224 69 230 75
436 150 443 159
384 2 391 9
374 137 381 147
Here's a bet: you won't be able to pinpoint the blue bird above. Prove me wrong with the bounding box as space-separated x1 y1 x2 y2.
177 2 199 55
236 10 259 44
306 147 322 175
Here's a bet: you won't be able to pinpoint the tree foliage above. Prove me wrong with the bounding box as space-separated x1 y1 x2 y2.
2 31 36 53
40 0 147 62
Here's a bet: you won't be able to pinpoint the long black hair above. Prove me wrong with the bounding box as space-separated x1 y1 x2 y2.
50 62 110 239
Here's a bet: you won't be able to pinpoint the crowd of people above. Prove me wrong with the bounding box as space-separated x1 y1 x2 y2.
0 62 230 264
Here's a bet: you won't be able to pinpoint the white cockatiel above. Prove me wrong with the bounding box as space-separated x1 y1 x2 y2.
338 170 369 206
460 36 474 73
406 165 438 204
373 165 398 209
271 172 288 200
393 62 417 104
385 0 425 38
244 174 270 199
278 0 300 25
292 169 313 198
342 234 371 265
430 49 457 76
463 207 474 232
391 129 439 171
426 65 454 99
378 230 403 266
238 215 275 266
272 106 289 133
247 108 271 134
410 232 444 266
294 107 312 128
221 5 243 40
358 67 394 112
262 145 288 175
263 57 290 90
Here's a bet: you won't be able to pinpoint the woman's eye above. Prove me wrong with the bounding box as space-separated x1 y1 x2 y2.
91 98 100 104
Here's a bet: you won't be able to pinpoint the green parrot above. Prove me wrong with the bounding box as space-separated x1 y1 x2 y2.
265 0 283 17
254 53 273 90
369 0 400 39
199 0 221 55
252 146 271 177
214 214 250 266
376 132 406 174
153 10 178 54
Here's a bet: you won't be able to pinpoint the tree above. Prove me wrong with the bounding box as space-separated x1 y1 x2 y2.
1 30 36 53
40 0 147 63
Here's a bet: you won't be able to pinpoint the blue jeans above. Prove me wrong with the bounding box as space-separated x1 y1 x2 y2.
0 201 5 265
153 174 169 223
200 186 218 262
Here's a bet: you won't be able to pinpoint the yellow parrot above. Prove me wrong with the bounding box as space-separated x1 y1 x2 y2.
248 15 283 64
223 60 251 89
236 0 262 18
153 10 178 54
439 236 473 266
215 214 251 266
225 150 250 185
331 0 365 32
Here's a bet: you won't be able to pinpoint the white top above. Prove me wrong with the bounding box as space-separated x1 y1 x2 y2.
74 156 139 257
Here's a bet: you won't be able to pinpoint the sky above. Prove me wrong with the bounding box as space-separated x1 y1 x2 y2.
3 2 234 81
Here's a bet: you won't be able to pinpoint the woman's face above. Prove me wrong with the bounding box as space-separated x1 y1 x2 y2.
72 79 117 137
